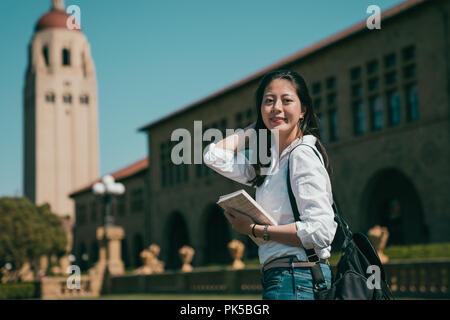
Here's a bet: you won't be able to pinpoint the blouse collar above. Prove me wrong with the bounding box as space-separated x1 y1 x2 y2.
274 134 317 160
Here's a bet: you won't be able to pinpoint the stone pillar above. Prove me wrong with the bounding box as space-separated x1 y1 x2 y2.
96 226 125 275
179 246 195 273
368 225 390 264
228 239 245 270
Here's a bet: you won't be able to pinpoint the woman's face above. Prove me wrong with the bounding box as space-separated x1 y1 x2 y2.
261 78 305 138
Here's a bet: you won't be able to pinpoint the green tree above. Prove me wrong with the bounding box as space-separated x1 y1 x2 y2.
0 197 68 281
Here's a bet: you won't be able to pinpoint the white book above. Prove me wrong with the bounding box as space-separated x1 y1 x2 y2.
217 189 277 245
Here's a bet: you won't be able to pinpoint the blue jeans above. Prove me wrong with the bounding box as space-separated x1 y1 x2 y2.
261 263 332 300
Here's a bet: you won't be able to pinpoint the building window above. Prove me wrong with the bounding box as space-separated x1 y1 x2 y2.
350 67 362 82
387 90 401 127
130 188 144 213
327 93 336 106
328 109 338 142
326 77 336 90
80 95 89 104
246 109 253 121
168 141 175 186
62 48 71 66
405 83 419 122
352 100 366 136
367 59 379 75
351 84 363 98
81 52 87 77
43 45 49 66
176 161 182 184
384 71 397 86
402 45 416 62
183 164 189 183
312 82 322 95
384 53 396 69
403 64 416 79
235 112 244 128
317 113 327 143
368 77 380 91
161 139 189 187
201 126 213 177
369 95 383 131
45 92 55 103
314 98 322 111
220 118 228 136
160 143 168 187
63 94 72 104
195 163 202 179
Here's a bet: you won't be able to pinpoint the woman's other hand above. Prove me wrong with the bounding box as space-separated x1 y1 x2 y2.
223 207 255 235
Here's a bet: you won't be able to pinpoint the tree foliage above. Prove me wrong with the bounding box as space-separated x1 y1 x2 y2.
0 197 68 276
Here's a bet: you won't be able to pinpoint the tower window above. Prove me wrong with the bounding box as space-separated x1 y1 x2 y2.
80 95 89 104
43 45 49 66
81 52 87 77
62 49 71 66
45 92 55 103
63 94 72 104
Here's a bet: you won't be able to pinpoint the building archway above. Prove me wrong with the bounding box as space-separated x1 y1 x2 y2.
90 240 99 267
202 203 232 266
361 167 428 245
121 238 129 268
165 211 190 270
133 233 144 267
78 242 88 271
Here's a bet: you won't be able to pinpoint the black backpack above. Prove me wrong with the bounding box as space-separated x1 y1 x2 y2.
287 144 394 300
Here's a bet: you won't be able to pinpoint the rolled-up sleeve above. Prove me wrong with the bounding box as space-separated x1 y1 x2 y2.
203 142 256 187
289 147 337 255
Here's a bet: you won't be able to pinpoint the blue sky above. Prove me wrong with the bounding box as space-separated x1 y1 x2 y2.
0 0 405 197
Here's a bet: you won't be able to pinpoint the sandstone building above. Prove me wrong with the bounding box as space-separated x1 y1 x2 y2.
71 0 449 270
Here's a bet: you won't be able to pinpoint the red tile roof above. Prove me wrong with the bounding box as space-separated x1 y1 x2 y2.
138 0 430 132
69 157 148 198
36 9 81 32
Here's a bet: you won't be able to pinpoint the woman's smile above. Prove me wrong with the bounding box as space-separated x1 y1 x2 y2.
270 116 287 125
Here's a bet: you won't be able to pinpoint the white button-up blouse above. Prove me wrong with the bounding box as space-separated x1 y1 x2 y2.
203 134 337 265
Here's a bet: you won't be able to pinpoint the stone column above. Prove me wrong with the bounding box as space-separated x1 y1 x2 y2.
96 226 125 275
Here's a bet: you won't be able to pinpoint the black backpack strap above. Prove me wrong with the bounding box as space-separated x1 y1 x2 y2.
288 143 353 249
287 143 322 261
287 143 328 292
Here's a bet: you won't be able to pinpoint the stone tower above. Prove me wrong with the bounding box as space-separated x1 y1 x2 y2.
24 0 99 219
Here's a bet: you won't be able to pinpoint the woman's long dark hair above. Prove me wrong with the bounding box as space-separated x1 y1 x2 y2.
247 69 333 187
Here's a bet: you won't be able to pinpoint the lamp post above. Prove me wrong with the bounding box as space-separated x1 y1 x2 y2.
91 175 126 276
92 175 125 227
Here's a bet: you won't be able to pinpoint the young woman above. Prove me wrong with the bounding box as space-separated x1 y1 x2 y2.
203 69 337 300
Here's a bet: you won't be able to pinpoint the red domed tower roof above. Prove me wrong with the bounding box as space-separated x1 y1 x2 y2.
35 0 81 32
